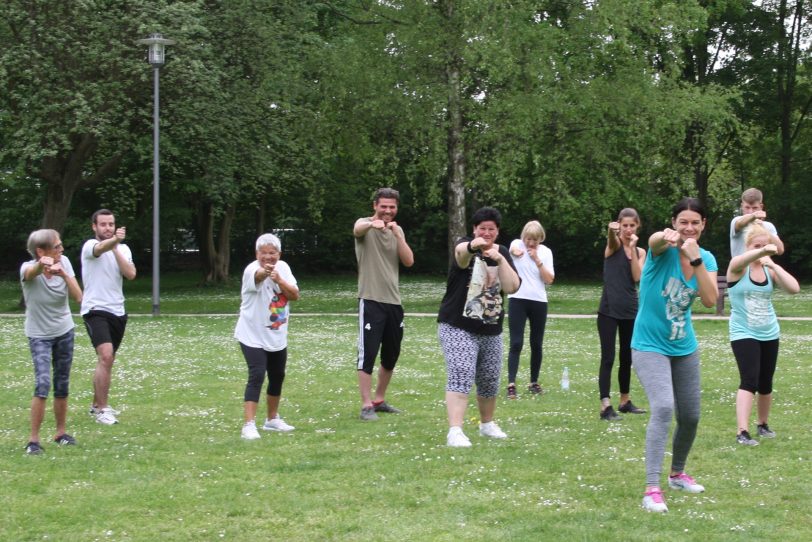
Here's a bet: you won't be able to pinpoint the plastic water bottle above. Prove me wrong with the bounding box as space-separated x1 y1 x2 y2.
561 367 570 391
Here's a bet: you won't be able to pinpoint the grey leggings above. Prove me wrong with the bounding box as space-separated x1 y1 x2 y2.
632 349 701 487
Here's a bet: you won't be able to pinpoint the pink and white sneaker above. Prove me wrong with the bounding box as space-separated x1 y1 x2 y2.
642 488 668 513
668 472 705 493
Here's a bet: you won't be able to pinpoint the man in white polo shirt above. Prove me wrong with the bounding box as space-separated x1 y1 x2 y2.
81 209 137 425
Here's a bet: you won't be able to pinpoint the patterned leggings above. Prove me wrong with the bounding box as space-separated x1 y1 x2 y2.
29 329 75 398
438 323 502 397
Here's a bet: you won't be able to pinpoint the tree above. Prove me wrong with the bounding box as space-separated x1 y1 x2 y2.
0 1 183 232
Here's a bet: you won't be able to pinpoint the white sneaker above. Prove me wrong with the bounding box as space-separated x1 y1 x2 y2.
447 427 472 447
95 407 119 425
262 415 295 432
241 422 261 440
668 472 705 493
90 405 120 416
479 421 507 439
642 489 668 513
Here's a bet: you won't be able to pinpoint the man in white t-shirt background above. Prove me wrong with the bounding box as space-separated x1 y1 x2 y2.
81 209 137 425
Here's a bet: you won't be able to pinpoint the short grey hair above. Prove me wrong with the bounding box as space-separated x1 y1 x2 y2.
27 229 59 258
255 233 282 252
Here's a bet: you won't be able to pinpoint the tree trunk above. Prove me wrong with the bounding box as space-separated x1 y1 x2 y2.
37 133 123 231
199 201 236 284
442 0 466 266
42 179 77 231
257 197 266 237
776 0 803 186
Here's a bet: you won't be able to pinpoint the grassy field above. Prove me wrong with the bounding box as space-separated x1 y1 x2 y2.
1 271 810 316
0 276 810 541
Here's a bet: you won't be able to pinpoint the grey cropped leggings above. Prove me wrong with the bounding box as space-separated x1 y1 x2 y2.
632 349 701 487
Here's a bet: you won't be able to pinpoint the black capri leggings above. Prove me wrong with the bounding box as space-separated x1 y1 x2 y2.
240 343 287 402
597 313 635 399
731 338 779 395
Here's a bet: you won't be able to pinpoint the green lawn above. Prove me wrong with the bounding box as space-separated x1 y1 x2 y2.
1 271 809 316
1 277 810 540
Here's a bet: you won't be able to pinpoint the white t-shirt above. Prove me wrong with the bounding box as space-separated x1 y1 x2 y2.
80 239 132 316
729 216 779 257
234 260 297 352
20 256 76 338
508 239 554 303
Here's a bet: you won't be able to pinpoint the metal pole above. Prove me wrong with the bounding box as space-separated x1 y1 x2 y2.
152 65 160 316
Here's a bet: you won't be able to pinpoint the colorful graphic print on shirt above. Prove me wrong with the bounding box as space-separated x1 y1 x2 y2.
267 293 289 330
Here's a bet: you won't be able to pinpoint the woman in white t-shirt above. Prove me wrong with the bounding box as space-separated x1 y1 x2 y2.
234 233 300 440
506 220 554 398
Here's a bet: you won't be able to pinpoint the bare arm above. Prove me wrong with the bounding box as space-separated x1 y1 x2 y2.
274 275 300 301
454 238 480 269
390 223 414 267
604 222 621 258
727 244 776 281
537 260 554 285
482 246 521 294
23 257 52 281
353 217 384 238
34 260 83 303
255 264 301 301
113 248 136 280
771 233 785 255
681 239 717 308
630 243 645 283
93 228 136 280
64 274 83 303
648 228 679 256
527 246 554 285
694 265 718 308
733 213 759 233
764 258 800 294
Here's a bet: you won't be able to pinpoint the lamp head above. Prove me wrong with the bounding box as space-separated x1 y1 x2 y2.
138 33 175 66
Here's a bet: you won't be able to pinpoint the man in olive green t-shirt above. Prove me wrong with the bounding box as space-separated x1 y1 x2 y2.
353 187 414 421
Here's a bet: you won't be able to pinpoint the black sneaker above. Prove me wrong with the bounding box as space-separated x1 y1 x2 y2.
527 383 543 395
506 384 517 399
25 441 43 455
757 423 776 438
618 401 646 414
54 434 77 446
600 406 622 421
736 430 759 446
373 401 401 414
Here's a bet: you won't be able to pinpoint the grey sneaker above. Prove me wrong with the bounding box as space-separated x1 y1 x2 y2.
736 430 759 446
360 406 379 421
373 401 401 414
757 423 776 438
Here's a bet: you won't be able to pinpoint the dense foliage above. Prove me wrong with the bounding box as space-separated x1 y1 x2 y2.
1 0 810 278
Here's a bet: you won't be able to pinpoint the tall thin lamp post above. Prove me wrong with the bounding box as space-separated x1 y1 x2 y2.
138 33 174 316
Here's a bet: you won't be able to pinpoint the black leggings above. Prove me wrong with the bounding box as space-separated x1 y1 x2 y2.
597 313 634 399
507 298 548 383
240 343 287 402
731 338 779 394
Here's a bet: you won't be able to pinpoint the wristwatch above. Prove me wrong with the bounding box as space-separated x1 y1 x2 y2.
689 257 703 267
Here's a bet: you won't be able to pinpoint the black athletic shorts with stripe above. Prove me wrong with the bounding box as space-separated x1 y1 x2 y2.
357 299 404 374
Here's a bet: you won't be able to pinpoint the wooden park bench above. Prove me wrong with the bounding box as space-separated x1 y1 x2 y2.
716 276 728 316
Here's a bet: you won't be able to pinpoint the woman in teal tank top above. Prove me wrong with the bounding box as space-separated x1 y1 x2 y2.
726 224 800 447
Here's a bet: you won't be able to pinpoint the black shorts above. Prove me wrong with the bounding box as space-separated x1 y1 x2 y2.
83 310 128 352
357 299 404 374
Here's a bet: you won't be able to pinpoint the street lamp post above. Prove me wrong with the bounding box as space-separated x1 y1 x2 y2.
138 33 174 317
